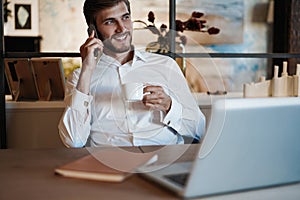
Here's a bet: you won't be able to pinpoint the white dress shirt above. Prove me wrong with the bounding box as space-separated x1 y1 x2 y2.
58 50 205 147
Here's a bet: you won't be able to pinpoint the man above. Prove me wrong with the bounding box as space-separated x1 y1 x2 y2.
58 0 205 147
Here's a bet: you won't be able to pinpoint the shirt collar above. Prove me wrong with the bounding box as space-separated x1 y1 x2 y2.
100 48 147 67
133 50 147 63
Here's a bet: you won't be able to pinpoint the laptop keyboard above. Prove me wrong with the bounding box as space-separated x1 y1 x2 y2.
164 173 190 187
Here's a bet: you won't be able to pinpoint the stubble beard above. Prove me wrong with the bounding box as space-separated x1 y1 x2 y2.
102 32 132 53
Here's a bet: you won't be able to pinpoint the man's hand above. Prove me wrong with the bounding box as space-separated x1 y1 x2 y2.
79 30 103 72
142 85 172 113
77 30 103 94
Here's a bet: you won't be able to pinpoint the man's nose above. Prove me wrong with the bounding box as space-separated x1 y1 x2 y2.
116 21 126 33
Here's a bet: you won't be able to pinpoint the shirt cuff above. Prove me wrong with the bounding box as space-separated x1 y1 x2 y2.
68 89 93 113
163 96 182 132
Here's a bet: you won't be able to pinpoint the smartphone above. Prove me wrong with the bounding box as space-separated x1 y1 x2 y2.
87 24 101 60
87 24 99 39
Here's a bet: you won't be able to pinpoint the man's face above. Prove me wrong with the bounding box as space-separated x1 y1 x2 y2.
95 2 133 53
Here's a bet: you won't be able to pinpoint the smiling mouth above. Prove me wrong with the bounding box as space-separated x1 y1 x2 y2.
113 33 129 41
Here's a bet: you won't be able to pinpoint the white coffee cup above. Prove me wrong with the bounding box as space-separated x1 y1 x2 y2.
122 82 144 101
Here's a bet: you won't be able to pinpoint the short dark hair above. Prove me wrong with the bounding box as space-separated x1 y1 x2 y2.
83 0 131 25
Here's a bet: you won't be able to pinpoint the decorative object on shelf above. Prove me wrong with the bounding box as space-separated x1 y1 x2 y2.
134 11 220 54
4 0 39 36
4 58 65 101
243 62 300 98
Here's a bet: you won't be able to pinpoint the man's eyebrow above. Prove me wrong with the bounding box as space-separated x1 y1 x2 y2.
122 12 130 17
103 17 115 22
103 12 130 22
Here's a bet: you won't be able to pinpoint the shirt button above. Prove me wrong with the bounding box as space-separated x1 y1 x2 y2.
84 101 89 107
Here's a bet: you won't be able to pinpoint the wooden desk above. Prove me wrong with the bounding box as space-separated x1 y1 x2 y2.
1 145 300 200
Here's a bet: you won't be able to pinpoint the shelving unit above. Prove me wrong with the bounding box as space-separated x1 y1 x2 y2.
4 36 42 52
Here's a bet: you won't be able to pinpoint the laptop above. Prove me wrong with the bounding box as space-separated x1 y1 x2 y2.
139 97 300 198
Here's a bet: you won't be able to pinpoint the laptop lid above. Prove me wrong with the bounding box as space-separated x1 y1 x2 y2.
141 97 300 198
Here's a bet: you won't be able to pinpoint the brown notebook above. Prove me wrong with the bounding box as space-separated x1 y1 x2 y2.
55 149 157 182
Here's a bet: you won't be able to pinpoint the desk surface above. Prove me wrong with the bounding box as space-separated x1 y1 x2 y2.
5 92 243 108
0 145 299 200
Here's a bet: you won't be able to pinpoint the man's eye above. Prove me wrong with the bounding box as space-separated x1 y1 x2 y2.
123 15 131 20
105 20 114 25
